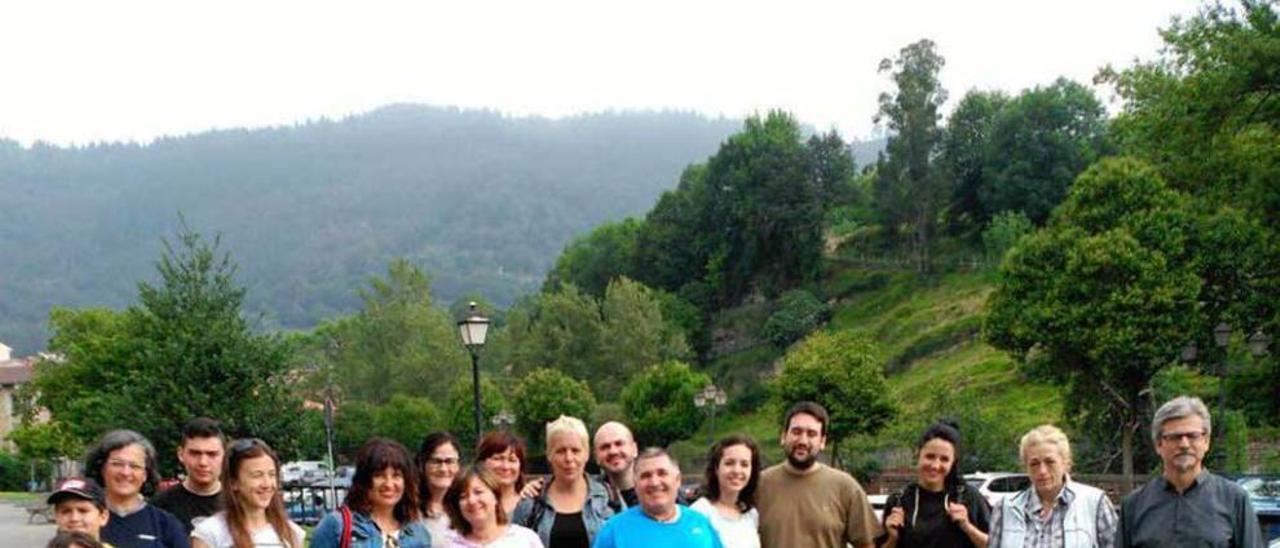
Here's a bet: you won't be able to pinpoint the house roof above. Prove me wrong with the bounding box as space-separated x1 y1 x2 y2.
0 360 34 385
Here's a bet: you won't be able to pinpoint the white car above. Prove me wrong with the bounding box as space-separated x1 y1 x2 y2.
868 493 888 522
964 472 1030 507
281 460 330 486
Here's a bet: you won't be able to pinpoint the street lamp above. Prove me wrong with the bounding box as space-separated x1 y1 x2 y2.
1205 322 1270 465
693 384 727 446
457 302 491 442
491 410 515 430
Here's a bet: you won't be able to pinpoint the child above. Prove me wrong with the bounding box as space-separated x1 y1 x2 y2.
48 477 111 544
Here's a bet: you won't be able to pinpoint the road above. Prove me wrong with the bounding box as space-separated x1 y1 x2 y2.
0 502 57 546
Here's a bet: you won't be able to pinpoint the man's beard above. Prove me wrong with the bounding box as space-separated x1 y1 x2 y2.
1171 451 1199 472
786 445 819 469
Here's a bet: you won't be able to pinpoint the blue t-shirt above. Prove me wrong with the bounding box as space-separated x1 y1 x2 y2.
592 505 723 548
101 503 190 548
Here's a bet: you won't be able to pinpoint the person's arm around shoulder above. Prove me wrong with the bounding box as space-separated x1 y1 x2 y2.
308 511 343 548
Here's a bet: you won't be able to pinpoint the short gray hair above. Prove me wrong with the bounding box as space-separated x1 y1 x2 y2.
1151 396 1211 445
84 429 162 496
633 447 679 473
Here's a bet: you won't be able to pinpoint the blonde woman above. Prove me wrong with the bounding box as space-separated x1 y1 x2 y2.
987 425 1117 548
510 416 614 547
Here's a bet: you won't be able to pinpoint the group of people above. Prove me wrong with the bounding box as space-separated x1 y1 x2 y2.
43 395 1265 548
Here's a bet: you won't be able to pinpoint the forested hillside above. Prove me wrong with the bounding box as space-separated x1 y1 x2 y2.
0 106 749 353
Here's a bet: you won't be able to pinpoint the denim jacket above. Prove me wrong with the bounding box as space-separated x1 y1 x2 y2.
510 474 615 546
309 508 432 548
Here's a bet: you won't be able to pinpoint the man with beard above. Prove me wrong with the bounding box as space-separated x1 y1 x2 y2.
592 448 723 548
151 418 225 534
594 421 640 509
1119 396 1263 547
757 401 878 548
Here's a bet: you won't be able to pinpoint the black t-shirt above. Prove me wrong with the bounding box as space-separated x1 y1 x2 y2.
549 510 590 548
150 484 222 534
877 483 991 548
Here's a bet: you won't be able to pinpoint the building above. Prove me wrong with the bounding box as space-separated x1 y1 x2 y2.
0 342 36 452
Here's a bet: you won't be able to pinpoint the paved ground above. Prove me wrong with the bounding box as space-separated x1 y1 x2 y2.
0 502 57 546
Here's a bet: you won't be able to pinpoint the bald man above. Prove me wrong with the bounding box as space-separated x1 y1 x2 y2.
595 421 641 509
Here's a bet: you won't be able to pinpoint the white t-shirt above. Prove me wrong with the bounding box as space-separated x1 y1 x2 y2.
440 524 544 548
423 512 452 544
191 512 306 547
691 497 760 548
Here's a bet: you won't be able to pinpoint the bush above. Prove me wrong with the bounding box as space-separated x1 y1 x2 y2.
762 290 829 347
621 361 709 447
0 451 26 491
982 210 1034 262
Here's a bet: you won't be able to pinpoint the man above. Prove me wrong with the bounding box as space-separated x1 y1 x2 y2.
756 401 879 548
594 421 640 509
151 418 225 533
1119 395 1263 547
48 477 112 544
523 420 643 510
592 447 723 548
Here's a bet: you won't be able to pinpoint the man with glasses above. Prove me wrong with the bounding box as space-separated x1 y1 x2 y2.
1119 395 1263 547
152 418 225 533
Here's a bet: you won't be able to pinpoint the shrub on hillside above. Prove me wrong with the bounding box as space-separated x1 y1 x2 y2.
762 290 829 348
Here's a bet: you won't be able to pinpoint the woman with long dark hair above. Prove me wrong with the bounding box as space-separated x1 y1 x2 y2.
311 438 430 548
878 420 989 548
191 438 303 547
690 434 762 548
416 431 462 543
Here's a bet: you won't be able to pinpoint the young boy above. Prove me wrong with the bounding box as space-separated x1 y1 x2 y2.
48 477 111 545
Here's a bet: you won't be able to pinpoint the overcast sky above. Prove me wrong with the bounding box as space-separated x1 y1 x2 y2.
1 0 1205 146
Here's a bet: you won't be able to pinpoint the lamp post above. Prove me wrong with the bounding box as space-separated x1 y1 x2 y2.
491 410 515 430
1203 322 1270 466
458 302 491 442
693 384 727 446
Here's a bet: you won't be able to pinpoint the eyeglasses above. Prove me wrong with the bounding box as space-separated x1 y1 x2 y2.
427 457 459 468
1159 430 1207 443
106 459 145 472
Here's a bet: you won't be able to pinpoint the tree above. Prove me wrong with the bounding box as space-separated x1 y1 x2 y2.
761 290 830 348
874 39 948 272
620 361 709 447
311 259 468 403
982 211 1035 262
771 330 895 466
985 157 1201 488
980 78 1109 224
941 90 1008 232
443 377 508 453
543 219 643 297
512 369 597 450
28 228 309 473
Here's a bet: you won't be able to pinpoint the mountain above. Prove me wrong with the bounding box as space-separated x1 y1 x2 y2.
0 105 742 353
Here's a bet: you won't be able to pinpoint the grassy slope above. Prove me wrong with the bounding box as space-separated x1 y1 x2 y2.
670 264 1063 471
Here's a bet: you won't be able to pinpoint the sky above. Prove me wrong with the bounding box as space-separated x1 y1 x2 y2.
0 0 1206 146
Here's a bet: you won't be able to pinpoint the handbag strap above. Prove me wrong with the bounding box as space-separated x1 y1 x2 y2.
340 505 353 548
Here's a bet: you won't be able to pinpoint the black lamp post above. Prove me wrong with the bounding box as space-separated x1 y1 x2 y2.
694 384 727 447
1204 322 1270 464
457 302 491 442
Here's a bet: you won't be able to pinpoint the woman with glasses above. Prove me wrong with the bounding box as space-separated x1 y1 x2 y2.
988 424 1117 548
416 431 462 544
475 431 528 517
191 438 303 547
85 429 188 548
511 416 613 548
877 421 989 548
311 438 430 548
440 466 542 548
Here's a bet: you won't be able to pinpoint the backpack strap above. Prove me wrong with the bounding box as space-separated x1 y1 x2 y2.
340 505 353 548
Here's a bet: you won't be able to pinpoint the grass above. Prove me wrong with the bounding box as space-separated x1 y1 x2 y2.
0 491 43 505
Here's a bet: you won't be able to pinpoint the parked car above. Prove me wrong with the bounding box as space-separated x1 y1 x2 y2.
282 460 330 487
310 465 355 488
868 493 887 522
964 472 1031 507
1235 475 1280 542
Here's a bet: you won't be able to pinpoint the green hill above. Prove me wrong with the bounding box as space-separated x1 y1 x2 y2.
670 262 1063 473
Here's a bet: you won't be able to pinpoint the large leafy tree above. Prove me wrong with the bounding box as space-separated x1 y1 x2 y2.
985 157 1202 486
511 368 597 450
543 219 643 297
940 89 1008 233
873 39 948 272
29 228 308 472
771 330 894 466
980 78 1109 225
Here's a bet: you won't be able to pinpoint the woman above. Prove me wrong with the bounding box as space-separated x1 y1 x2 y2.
440 466 542 547
988 424 1117 548
85 429 188 548
879 421 989 548
47 531 106 548
690 434 762 548
511 416 613 547
191 438 304 547
311 438 431 548
417 431 462 543
475 431 528 517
